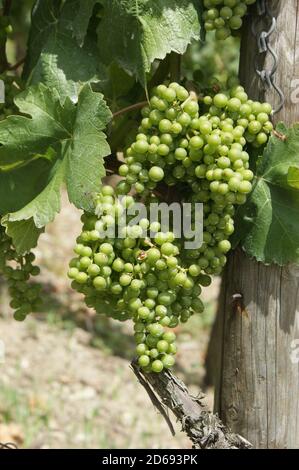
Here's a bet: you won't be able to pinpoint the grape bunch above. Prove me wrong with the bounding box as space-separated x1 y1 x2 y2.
70 82 272 373
0 224 42 321
203 0 257 40
69 186 211 373
119 82 272 277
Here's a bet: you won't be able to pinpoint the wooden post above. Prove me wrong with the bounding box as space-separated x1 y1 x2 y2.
214 0 299 449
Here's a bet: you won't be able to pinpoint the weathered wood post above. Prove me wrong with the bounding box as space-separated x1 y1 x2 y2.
214 0 299 448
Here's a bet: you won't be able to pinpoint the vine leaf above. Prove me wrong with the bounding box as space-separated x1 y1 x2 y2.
233 123 299 266
24 0 106 102
0 159 52 215
0 83 111 253
100 63 136 111
97 0 202 85
287 166 299 189
23 0 62 79
3 220 44 254
72 0 100 46
0 85 72 170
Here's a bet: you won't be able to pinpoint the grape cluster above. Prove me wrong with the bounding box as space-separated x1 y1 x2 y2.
70 82 272 373
118 82 272 277
203 0 257 39
0 224 42 321
69 186 211 373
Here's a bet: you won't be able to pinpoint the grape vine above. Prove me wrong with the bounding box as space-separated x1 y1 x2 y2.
0 0 297 452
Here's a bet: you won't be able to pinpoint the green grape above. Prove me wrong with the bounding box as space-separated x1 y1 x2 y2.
119 273 132 286
162 354 175 369
148 166 164 182
136 344 147 356
93 276 106 290
151 360 164 373
138 355 150 368
163 331 176 344
156 340 169 353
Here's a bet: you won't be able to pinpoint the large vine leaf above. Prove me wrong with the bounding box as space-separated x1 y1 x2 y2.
233 123 299 266
0 83 111 252
24 0 106 102
97 0 202 85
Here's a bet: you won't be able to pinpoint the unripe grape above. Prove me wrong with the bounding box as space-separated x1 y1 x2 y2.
214 93 228 108
151 360 164 373
93 276 106 290
162 355 175 369
68 267 79 279
76 272 88 284
163 331 176 344
239 180 253 194
176 86 189 101
136 344 147 356
215 27 231 40
139 355 150 368
149 166 164 182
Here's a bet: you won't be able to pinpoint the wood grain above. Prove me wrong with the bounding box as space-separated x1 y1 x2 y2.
215 0 299 448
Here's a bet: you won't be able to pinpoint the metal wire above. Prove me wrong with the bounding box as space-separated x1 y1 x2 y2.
251 0 285 114
0 442 18 449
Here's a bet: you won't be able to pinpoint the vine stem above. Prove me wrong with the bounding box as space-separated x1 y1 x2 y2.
131 360 253 449
112 101 148 119
272 129 287 141
7 56 26 71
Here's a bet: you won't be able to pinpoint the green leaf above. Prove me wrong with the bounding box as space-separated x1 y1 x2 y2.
4 158 66 228
0 159 52 214
24 0 106 102
23 0 63 79
100 63 136 110
97 0 202 85
65 84 112 210
2 219 44 254
233 123 299 266
0 83 111 252
0 84 74 170
72 0 100 46
287 166 299 189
